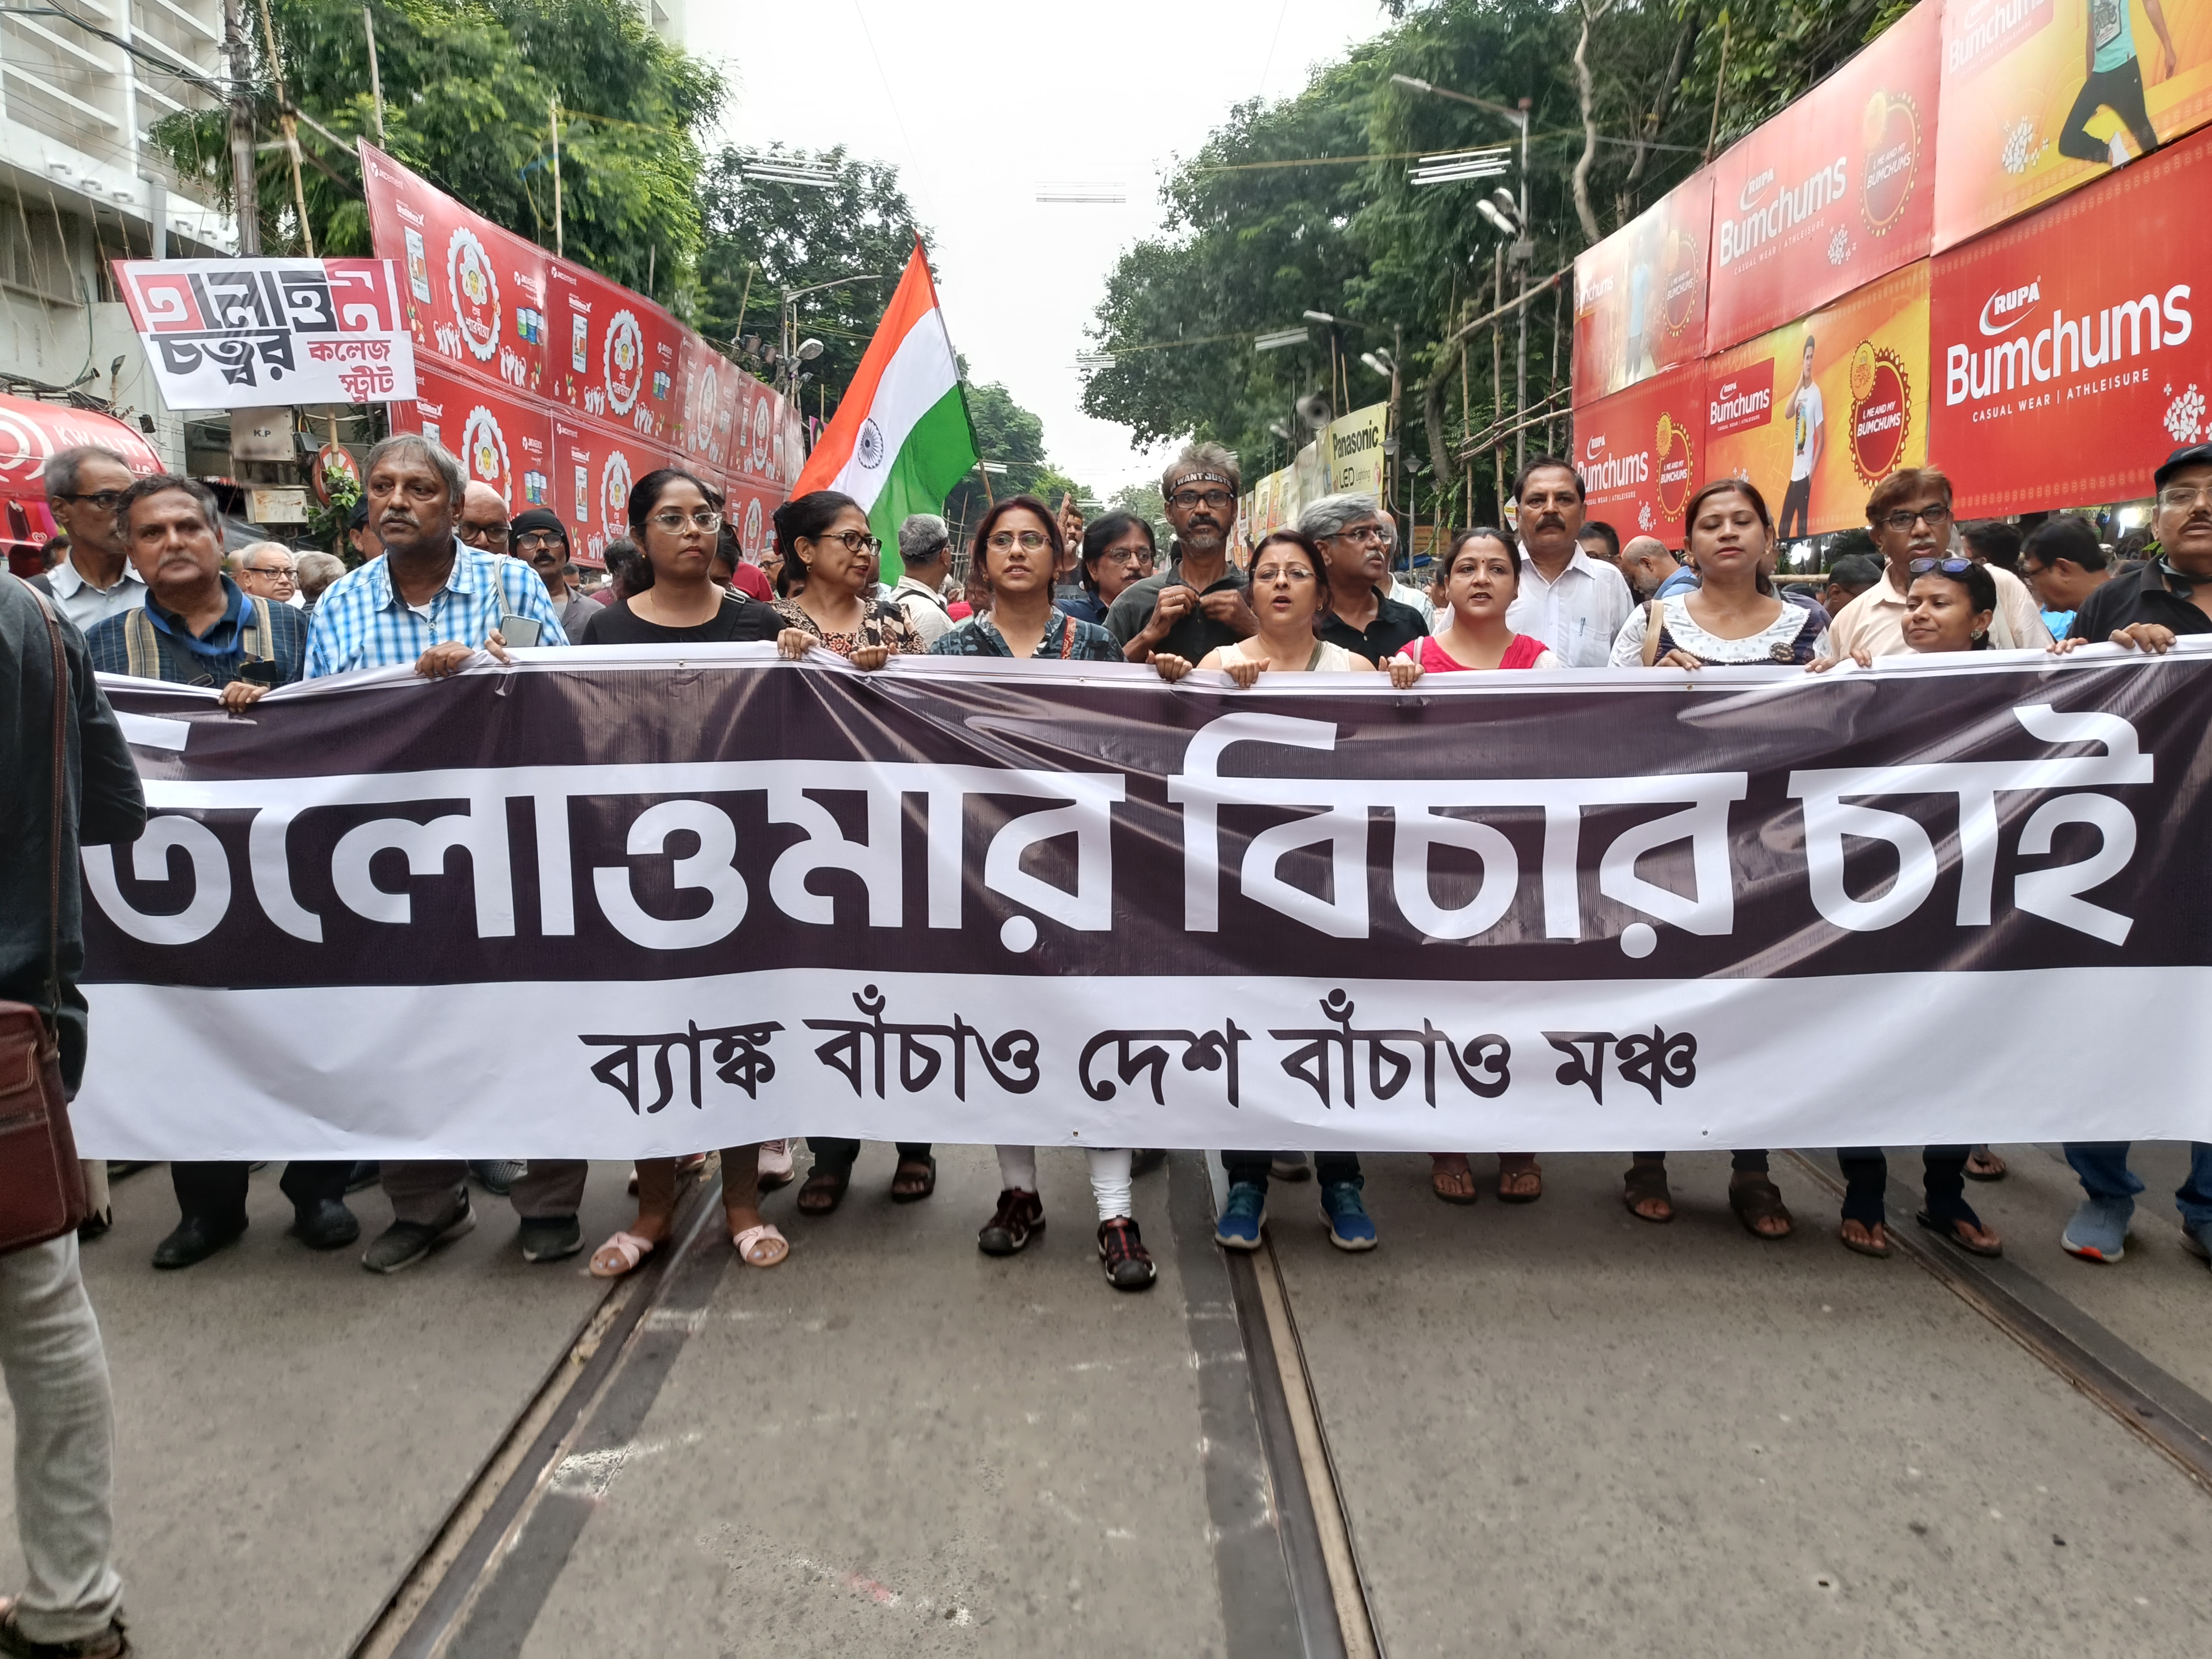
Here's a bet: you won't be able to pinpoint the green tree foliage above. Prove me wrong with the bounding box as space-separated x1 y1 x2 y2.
149 0 720 309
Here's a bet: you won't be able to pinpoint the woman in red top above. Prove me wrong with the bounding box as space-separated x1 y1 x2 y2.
1391 527 1555 1206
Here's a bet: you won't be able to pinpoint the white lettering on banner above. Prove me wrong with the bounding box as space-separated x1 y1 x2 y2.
1787 705 2150 940
1945 284 2193 406
1168 714 1747 943
100 760 1124 953
1717 159 1849 268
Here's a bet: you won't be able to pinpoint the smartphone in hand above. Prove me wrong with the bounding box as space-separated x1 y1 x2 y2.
499 614 543 648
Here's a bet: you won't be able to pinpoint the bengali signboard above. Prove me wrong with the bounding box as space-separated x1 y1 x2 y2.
1572 362 1707 544
1934 0 2212 252
1571 171 1714 405
1705 0 1942 352
1928 126 2210 515
112 258 417 410
1706 261 1932 538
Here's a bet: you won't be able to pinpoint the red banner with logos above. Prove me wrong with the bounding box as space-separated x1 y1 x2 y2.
1572 172 1714 404
1928 125 2211 514
360 141 801 550
1704 0 1941 352
1571 362 1708 545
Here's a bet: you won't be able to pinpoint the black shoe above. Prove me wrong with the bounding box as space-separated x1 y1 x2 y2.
469 1160 524 1197
344 1161 381 1194
361 1196 476 1273
152 1213 247 1269
977 1188 1045 1256
76 1208 112 1243
1098 1217 1158 1291
291 1197 360 1251
0 1598 129 1657
518 1214 583 1262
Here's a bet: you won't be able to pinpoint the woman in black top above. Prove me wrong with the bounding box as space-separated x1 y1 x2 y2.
579 467 781 646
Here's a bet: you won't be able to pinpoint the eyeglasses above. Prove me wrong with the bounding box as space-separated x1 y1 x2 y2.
1252 564 1316 584
987 530 1052 552
1332 524 1391 545
1880 504 1953 532
1095 548 1150 565
57 490 124 512
1907 557 1976 576
808 528 881 556
244 563 296 579
650 509 722 533
515 531 565 553
462 523 511 547
1169 489 1235 510
2156 485 2212 511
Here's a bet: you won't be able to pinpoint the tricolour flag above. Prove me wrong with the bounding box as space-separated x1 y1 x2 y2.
791 241 976 580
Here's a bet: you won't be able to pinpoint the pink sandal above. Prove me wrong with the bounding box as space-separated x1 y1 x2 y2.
731 1222 788 1268
589 1229 656 1278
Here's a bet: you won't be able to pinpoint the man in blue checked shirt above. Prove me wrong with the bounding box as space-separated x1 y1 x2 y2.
303 433 584 1275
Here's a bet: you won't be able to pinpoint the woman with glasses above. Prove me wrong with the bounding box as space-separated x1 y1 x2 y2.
1064 511 1157 627
925 497 1154 1285
1387 527 1555 1206
578 470 781 647
1812 555 2005 1260
582 469 789 1280
1608 480 1820 1242
768 490 935 1213
1156 530 1418 1254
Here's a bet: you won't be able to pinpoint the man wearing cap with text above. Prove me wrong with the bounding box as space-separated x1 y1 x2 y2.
1105 442 1258 663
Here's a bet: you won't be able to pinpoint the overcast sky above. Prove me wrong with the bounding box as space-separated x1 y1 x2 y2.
690 0 1391 496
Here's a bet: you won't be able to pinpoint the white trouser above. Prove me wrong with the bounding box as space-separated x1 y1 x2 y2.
0 1233 122 1642
994 1147 1134 1222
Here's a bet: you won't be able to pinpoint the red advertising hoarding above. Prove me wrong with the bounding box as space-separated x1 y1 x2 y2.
1571 171 1714 405
1571 362 1707 544
1705 0 1942 352
388 366 554 513
1928 124 2212 514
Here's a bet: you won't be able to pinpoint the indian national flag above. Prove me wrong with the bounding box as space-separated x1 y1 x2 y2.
792 241 976 581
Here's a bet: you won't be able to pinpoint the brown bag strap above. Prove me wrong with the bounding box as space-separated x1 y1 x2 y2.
1639 597 1665 667
19 579 66 1049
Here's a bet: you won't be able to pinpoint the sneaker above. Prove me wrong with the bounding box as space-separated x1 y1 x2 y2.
1321 1181 1378 1251
759 1139 795 1191
362 1195 476 1273
0 1598 129 1658
518 1214 583 1263
2060 1195 2131 1263
977 1189 1044 1256
1270 1154 1312 1183
1214 1181 1266 1250
469 1160 524 1197
2109 130 2132 168
1098 1217 1158 1291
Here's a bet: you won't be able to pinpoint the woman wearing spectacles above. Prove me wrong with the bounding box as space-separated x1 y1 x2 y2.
1813 554 2005 1260
576 470 780 647
1610 480 1821 1243
1063 511 1157 627
922 497 1153 1286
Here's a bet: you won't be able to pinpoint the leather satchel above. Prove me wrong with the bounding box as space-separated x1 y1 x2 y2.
0 581 89 1255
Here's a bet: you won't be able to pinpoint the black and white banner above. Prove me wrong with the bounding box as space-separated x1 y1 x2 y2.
75 643 2212 1157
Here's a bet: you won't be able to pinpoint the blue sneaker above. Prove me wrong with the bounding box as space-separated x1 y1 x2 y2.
2061 1195 2131 1262
1321 1181 1377 1251
1215 1181 1266 1250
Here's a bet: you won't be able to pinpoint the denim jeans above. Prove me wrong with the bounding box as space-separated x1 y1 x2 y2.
2063 1142 2212 1234
0 1234 123 1643
1221 1151 1361 1191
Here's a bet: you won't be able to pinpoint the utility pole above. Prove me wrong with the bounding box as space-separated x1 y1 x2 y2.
363 7 386 143
256 0 312 255
1515 96 1532 472
549 100 563 258
224 0 260 254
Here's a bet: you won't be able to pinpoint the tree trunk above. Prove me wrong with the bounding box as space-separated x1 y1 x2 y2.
1616 7 1699 225
1570 0 1614 245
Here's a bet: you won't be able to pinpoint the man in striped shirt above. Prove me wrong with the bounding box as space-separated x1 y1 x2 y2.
302 434 579 1274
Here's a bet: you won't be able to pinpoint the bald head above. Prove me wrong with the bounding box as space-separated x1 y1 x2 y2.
1620 534 1679 600
458 481 511 553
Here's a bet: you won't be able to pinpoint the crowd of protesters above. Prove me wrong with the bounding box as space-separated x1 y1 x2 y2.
4 421 2210 1656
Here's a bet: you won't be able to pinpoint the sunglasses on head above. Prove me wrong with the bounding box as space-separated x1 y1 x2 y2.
1907 557 1976 577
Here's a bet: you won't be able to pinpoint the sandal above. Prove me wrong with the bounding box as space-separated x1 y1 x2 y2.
889 1154 937 1203
1429 1155 1479 1206
1838 1219 1893 1258
796 1165 850 1216
1496 1154 1543 1203
758 1140 794 1193
1916 1207 2003 1258
1964 1146 2007 1182
731 1222 789 1268
1728 1175 1794 1240
589 1229 656 1279
1622 1159 1674 1223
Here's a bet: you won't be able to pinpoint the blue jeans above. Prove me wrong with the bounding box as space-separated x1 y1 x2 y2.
1222 1151 1360 1191
2063 1142 2212 1234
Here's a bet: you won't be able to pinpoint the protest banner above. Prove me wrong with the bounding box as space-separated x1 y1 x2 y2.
1705 262 1933 537
1571 361 1707 543
1928 124 2211 514
72 644 2212 1159
1705 0 1942 352
111 258 417 409
1571 171 1714 405
1934 0 2212 252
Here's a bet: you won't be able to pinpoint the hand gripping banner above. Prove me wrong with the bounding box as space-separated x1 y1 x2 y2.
74 645 2212 1159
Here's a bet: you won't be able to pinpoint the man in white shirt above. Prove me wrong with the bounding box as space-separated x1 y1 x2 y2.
32 446 146 630
1779 335 1823 541
1503 455 1633 667
1823 467 2051 660
890 513 955 645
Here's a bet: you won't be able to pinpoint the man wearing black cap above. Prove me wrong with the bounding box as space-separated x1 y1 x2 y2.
347 498 381 562
512 507 596 639
2064 443 2212 647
